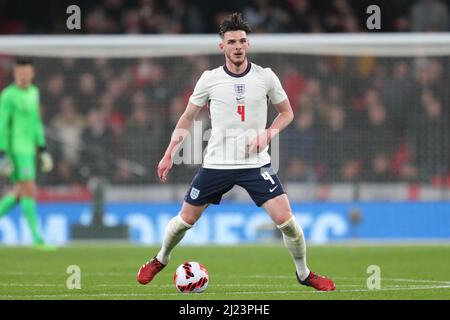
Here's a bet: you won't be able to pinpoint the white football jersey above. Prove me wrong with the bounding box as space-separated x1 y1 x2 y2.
189 62 287 169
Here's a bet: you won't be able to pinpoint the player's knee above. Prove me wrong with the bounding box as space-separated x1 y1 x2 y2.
179 208 201 226
18 182 36 198
272 209 293 226
180 202 207 225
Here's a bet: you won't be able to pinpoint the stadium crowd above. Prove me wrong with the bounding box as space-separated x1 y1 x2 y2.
1 53 448 186
0 0 449 186
1 0 449 34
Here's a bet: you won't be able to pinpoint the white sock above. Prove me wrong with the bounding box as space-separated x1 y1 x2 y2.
156 214 193 265
277 216 310 281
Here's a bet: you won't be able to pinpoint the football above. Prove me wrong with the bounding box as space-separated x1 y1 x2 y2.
174 261 209 293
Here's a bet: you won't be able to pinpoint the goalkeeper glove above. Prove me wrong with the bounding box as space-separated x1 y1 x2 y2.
38 149 54 173
0 151 13 176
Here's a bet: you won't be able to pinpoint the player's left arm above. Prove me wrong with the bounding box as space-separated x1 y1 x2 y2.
247 98 294 154
34 90 53 172
248 67 294 155
267 98 294 140
35 112 46 151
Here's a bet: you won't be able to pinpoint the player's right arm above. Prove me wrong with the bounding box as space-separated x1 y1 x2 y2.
158 71 210 182
157 101 203 182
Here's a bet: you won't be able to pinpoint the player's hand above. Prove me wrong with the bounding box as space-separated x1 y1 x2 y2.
246 130 271 158
40 151 54 173
157 155 173 183
0 154 13 176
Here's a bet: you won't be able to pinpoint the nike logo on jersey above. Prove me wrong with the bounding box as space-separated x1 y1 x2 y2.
269 185 279 193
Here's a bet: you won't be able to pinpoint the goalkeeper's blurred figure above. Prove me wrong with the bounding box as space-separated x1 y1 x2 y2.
0 58 54 249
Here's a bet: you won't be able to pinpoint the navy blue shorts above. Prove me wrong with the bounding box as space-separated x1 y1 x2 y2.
184 163 285 207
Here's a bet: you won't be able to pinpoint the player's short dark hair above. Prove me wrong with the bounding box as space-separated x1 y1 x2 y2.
219 12 252 38
15 57 33 66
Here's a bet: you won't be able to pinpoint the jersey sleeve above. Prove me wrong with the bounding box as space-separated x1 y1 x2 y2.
34 89 46 149
189 71 210 107
0 90 12 152
267 68 288 105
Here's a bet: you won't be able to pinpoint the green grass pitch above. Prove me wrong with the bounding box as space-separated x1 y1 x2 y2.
0 244 449 300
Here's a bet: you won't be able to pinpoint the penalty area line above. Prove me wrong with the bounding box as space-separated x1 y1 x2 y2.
333 276 450 285
1 284 450 299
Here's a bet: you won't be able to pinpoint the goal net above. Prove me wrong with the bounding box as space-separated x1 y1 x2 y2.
1 33 450 202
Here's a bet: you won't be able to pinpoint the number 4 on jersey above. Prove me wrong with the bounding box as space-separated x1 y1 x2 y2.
237 104 245 121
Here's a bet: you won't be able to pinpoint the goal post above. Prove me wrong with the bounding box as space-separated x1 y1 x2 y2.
1 33 450 57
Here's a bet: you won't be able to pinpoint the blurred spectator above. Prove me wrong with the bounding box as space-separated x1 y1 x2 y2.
411 0 449 31
48 96 85 184
381 61 415 131
80 109 116 180
141 0 167 34
123 9 142 34
406 91 450 181
299 78 325 117
83 7 107 34
243 0 291 33
320 0 357 33
168 96 186 126
146 66 169 107
164 0 205 33
326 83 345 106
286 0 321 32
61 57 78 74
318 106 360 182
280 64 307 112
364 103 397 157
51 96 85 166
77 72 98 114
393 16 411 32
398 161 419 182
131 58 158 88
99 94 125 157
0 0 448 34
283 109 317 181
414 58 444 93
365 154 392 182
104 0 125 20
285 159 315 182
42 73 65 120
342 15 362 32
363 103 397 181
412 58 447 121
93 58 114 83
104 73 129 114
122 94 162 183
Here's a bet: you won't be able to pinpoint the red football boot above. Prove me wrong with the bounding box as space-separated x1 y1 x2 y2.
297 271 336 291
137 257 166 285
